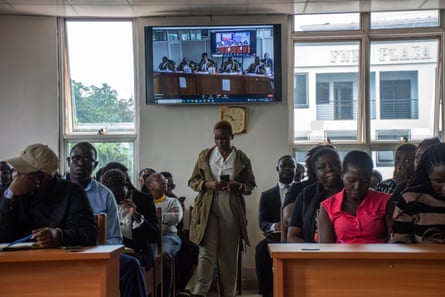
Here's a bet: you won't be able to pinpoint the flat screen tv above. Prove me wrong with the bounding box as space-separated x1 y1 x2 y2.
145 24 282 105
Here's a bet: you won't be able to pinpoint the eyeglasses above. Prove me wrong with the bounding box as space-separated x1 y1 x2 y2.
69 156 96 164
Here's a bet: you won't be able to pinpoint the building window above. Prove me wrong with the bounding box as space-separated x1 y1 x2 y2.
315 73 357 121
380 71 418 119
334 81 353 120
294 73 308 107
325 130 357 141
316 81 330 104
63 20 136 178
375 151 394 167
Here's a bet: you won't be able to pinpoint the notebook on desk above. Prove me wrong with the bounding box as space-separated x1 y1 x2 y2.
0 242 39 251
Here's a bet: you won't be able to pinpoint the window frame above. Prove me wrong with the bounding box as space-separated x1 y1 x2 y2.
291 11 445 162
59 18 139 179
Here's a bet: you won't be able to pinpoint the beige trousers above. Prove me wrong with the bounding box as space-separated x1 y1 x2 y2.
186 191 240 297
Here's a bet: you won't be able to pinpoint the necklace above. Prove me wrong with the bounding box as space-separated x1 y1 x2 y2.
154 194 166 204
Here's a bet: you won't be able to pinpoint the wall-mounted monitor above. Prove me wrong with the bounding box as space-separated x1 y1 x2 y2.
145 24 282 105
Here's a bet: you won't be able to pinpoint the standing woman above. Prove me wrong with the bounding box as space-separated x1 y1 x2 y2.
318 150 393 243
185 120 256 297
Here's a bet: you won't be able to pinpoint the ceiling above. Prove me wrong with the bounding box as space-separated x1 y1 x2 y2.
0 0 444 18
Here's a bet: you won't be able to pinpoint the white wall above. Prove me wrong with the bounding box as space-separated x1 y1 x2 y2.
0 16 59 159
136 16 292 271
0 15 292 278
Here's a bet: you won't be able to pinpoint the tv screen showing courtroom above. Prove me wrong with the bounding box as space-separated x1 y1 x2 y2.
145 24 282 105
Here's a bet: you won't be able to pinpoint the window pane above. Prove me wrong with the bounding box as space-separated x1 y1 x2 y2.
316 80 329 104
67 141 134 181
294 13 360 31
294 73 308 107
370 39 438 141
294 42 360 142
371 10 439 29
380 72 417 119
372 150 395 180
65 21 135 133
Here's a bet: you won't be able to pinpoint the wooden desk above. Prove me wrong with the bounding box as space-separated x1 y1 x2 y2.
153 71 273 98
269 243 445 297
0 245 122 297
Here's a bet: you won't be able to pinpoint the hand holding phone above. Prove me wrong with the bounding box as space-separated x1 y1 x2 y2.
220 175 230 182
219 175 231 192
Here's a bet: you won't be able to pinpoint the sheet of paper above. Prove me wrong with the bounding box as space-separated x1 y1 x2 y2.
222 79 231 91
179 77 187 88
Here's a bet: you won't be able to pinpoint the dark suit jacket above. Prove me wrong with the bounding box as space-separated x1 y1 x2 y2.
124 189 160 269
258 185 281 234
128 189 160 246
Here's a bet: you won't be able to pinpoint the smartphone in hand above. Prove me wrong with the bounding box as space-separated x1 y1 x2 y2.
220 175 230 182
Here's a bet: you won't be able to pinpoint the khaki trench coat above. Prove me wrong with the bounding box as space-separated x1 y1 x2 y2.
188 146 256 247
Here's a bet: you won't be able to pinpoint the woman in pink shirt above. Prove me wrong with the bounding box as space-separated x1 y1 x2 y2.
318 150 393 243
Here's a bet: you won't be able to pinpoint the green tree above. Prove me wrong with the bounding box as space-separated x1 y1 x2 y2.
68 81 135 181
95 142 131 169
72 80 134 123
67 142 134 181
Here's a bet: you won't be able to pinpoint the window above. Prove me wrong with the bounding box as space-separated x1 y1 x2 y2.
65 21 135 133
294 41 360 143
294 73 308 107
66 142 134 178
316 80 329 104
63 21 136 179
371 10 439 29
294 13 360 31
380 71 418 119
292 11 441 180
316 75 357 120
376 130 410 141
375 151 394 167
370 39 437 141
334 81 353 120
325 130 357 141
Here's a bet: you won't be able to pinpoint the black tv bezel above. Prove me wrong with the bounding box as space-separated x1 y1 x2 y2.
145 24 282 105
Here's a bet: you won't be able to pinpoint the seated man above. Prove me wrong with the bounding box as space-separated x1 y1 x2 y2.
245 56 265 74
197 52 216 72
66 142 148 297
262 52 273 69
147 173 183 297
220 56 240 73
158 56 175 72
0 144 98 247
177 57 196 73
255 155 296 297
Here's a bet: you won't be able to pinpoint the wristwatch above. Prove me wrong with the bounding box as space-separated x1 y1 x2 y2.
3 189 14 200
